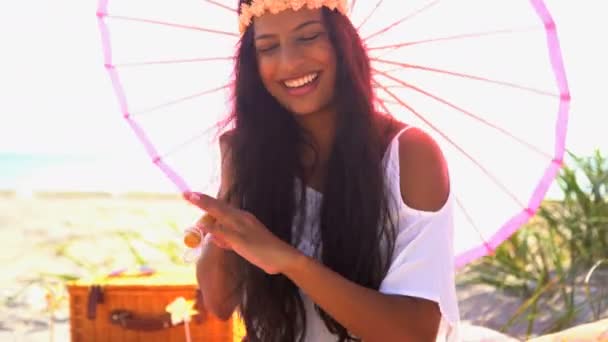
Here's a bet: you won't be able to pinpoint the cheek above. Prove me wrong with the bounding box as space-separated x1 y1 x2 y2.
316 42 337 75
327 54 337 78
319 48 337 84
257 59 278 91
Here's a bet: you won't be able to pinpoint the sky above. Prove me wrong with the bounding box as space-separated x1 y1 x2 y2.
0 0 606 195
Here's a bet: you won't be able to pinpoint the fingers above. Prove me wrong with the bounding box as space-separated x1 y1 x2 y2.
200 219 241 246
208 234 231 250
183 192 253 249
191 217 232 250
184 192 240 226
197 213 216 227
200 219 225 237
196 213 216 238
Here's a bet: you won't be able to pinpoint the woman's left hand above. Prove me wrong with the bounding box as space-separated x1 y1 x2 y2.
184 192 303 275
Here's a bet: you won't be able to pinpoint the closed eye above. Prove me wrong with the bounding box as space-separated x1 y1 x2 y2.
258 45 278 54
299 33 321 42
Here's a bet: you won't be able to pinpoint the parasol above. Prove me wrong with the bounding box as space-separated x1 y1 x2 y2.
96 0 570 268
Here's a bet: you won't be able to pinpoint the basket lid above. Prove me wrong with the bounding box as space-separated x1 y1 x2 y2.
67 266 197 288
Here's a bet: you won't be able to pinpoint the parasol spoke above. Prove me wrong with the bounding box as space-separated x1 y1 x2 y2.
97 0 570 269
203 0 237 13
373 68 554 160
376 98 399 106
375 96 393 116
376 94 490 247
363 0 441 42
381 67 403 74
367 26 541 52
349 0 357 15
113 56 234 68
122 117 191 191
453 195 494 254
105 14 239 37
373 79 528 210
356 0 383 31
372 58 559 98
132 84 231 116
156 128 215 162
374 85 403 92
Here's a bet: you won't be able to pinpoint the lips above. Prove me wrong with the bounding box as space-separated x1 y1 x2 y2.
282 72 320 89
280 71 321 97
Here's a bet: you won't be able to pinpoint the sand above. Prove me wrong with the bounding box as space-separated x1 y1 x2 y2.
0 192 604 341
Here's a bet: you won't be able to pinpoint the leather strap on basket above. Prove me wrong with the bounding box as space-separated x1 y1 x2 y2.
109 309 174 331
108 288 206 331
87 285 104 319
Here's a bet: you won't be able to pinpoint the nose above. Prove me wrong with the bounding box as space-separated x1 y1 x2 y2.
279 42 305 76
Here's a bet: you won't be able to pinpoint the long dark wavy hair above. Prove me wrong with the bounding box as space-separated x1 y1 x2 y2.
220 2 398 341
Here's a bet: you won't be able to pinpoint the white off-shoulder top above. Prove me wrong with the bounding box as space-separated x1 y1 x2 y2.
291 126 461 342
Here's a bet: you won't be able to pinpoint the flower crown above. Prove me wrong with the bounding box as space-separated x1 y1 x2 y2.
239 0 349 34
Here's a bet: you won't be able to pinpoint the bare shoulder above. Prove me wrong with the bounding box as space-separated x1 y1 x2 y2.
219 129 236 153
397 127 450 212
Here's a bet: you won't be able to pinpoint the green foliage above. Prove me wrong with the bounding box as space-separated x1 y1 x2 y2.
461 150 608 339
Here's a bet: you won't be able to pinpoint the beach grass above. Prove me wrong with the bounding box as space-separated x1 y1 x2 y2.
458 149 608 339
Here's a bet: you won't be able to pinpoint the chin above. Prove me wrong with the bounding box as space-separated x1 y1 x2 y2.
271 79 336 116
290 105 322 116
282 99 335 116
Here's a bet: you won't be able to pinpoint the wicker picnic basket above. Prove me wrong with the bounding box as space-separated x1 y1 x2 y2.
66 268 246 342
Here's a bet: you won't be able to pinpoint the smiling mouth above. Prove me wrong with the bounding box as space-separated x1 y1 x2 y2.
282 72 320 89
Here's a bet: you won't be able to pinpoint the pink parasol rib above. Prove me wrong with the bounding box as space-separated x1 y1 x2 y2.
97 0 571 269
375 98 400 106
102 14 238 37
132 84 231 116
368 26 541 52
204 0 237 13
113 56 234 68
364 0 441 42
356 0 384 31
98 0 192 192
375 96 393 116
372 68 554 160
349 0 358 15
377 90 493 255
376 82 556 270
453 0 570 267
371 58 559 98
375 97 495 260
374 80 528 209
157 128 216 161
453 195 493 255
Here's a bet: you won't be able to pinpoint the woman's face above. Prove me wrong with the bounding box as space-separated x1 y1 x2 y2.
253 8 337 116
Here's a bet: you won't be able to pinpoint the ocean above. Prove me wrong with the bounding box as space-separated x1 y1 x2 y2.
0 153 86 188
0 152 565 199
0 153 175 194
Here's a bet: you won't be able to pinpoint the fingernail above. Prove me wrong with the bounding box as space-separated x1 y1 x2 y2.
188 193 201 202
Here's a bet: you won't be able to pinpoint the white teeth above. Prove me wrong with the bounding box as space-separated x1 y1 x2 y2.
284 73 318 88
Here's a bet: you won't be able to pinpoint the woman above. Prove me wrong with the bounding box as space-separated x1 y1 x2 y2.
186 1 460 341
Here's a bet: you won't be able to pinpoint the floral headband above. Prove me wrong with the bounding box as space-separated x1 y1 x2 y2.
239 0 349 34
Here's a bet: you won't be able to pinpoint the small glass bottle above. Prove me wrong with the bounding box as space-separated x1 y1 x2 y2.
182 214 216 263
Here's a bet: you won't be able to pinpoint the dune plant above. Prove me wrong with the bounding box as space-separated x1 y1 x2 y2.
460 149 608 338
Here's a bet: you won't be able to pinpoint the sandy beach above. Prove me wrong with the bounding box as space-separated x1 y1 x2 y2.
0 192 202 341
0 192 604 341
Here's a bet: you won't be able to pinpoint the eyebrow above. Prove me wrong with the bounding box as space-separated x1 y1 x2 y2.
255 20 323 41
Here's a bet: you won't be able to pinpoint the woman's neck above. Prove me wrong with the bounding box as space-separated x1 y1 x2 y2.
295 105 338 177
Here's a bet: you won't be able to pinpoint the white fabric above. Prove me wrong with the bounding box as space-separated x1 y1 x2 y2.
292 126 461 341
